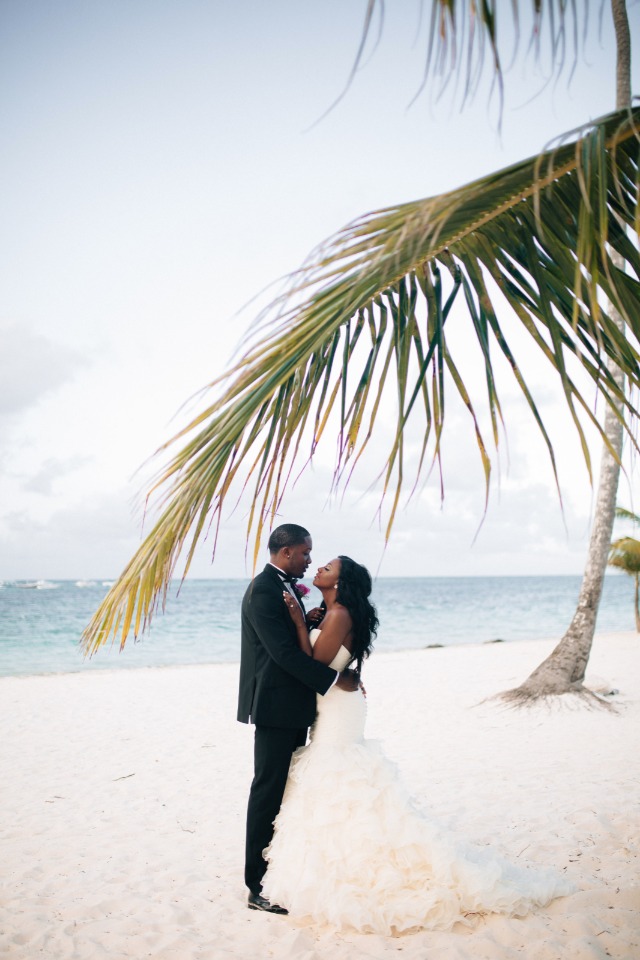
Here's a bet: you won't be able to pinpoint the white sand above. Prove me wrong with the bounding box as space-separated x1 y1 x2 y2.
1 632 639 960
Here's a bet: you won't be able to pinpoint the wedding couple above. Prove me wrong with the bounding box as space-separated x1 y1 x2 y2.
237 523 572 935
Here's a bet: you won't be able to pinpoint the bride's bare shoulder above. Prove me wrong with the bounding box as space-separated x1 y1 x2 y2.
322 605 352 628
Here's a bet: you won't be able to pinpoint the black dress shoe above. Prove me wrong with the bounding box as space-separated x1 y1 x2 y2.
247 892 288 915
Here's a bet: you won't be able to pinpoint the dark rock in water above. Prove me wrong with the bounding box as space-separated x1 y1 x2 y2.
484 638 505 644
425 643 444 649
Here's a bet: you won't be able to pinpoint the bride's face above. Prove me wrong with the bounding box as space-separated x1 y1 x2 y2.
312 558 341 591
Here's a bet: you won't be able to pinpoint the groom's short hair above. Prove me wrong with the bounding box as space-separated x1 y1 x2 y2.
268 523 310 554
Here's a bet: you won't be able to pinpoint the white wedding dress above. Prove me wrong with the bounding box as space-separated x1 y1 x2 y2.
262 630 573 935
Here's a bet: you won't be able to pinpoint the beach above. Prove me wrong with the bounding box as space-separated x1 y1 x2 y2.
1 632 638 960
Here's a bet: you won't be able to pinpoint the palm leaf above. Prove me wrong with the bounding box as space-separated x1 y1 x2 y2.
609 536 640 575
615 506 640 525
420 0 589 112
335 2 587 119
82 106 640 655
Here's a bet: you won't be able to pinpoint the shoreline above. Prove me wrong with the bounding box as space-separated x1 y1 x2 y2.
2 572 631 581
1 629 636 682
2 632 638 959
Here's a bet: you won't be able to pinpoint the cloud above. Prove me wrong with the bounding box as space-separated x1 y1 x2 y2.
0 493 141 579
0 323 82 416
22 457 91 495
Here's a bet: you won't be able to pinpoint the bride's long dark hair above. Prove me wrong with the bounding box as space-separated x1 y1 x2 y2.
335 555 378 674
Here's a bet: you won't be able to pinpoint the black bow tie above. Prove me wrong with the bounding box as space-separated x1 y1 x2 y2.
279 573 298 585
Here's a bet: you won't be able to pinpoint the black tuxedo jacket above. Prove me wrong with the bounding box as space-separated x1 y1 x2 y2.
237 564 336 728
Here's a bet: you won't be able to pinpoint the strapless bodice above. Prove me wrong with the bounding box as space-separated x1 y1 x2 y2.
309 627 351 672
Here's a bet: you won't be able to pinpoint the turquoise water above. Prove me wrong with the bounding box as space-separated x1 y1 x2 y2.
0 575 635 677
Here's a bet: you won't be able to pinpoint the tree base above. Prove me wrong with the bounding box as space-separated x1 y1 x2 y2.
492 682 617 711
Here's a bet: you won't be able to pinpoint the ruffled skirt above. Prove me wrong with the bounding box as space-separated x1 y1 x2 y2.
263 687 573 935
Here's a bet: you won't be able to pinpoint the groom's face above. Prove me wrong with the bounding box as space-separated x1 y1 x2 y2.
282 536 313 578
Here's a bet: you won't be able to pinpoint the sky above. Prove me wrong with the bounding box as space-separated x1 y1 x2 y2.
1 0 639 581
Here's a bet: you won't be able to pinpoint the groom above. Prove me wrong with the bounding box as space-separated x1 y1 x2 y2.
238 523 358 914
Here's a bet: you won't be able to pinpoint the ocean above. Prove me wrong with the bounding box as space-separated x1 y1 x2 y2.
0 575 635 678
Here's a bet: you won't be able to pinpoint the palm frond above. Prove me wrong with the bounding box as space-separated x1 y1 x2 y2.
420 0 585 110
615 506 640 524
82 106 640 655
344 2 588 116
609 536 640 575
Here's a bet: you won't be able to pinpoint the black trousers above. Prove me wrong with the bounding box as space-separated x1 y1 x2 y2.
245 724 307 894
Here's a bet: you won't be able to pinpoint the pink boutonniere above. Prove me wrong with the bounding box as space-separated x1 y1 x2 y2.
294 582 311 600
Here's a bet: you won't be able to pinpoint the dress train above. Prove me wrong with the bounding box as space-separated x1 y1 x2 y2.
263 633 573 934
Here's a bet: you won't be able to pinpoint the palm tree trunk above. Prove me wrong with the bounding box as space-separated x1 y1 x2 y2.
499 0 631 704
501 399 624 700
612 0 632 107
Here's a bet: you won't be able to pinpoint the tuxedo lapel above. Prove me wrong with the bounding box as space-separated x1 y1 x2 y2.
295 587 306 616
286 582 306 616
266 563 306 618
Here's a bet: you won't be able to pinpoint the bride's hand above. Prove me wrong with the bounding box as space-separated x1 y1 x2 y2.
305 606 324 627
335 669 367 697
282 591 306 628
336 668 360 693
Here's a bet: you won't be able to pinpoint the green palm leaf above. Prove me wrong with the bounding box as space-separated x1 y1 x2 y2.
615 506 640 525
82 106 640 655
609 536 640 575
335 2 588 121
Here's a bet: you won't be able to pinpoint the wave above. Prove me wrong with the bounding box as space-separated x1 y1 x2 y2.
15 580 59 590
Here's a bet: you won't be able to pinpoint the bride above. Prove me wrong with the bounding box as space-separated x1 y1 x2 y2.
262 555 574 935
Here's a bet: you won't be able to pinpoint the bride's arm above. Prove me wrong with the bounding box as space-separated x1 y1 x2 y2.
310 608 352 666
282 592 313 656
